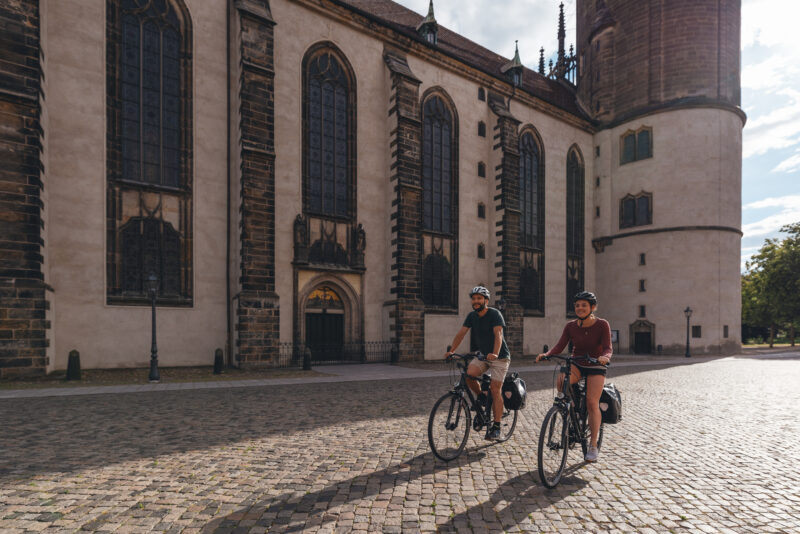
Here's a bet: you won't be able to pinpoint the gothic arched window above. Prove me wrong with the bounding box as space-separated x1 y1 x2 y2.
107 0 193 305
303 47 355 219
519 128 545 313
421 92 458 309
566 147 585 315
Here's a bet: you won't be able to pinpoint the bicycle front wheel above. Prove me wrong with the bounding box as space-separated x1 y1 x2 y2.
537 406 569 488
495 408 518 442
428 392 471 461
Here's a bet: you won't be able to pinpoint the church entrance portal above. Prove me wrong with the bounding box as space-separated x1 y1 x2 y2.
629 320 655 354
303 285 357 363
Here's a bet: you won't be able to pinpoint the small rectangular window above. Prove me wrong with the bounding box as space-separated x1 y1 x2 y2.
595 146 600 157
478 122 486 137
478 88 486 101
622 197 635 228
723 325 729 338
477 204 485 219
595 176 600 187
639 279 646 292
477 243 485 259
478 162 486 178
637 129 651 160
595 206 600 217
692 325 702 338
622 133 635 164
639 253 646 265
639 305 646 318
636 195 651 225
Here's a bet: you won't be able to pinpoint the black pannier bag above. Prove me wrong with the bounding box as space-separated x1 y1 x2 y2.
599 383 622 424
502 372 526 410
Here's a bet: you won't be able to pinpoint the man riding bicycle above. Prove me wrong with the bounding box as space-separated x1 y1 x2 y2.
444 286 510 440
536 291 612 462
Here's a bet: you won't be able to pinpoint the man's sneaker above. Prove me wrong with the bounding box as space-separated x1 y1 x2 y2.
585 445 599 462
485 423 501 440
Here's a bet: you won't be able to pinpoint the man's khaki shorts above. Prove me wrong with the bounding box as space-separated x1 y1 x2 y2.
468 357 510 383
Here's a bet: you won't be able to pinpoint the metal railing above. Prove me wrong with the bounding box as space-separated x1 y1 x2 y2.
273 341 398 368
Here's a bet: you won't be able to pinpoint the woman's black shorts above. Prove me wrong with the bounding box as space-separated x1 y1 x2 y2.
575 364 607 377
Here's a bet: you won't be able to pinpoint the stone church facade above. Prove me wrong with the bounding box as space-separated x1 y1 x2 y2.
0 0 743 376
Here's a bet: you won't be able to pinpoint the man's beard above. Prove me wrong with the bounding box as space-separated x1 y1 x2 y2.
473 303 486 312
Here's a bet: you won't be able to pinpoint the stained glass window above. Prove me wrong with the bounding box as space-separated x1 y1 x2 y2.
120 0 182 188
566 149 584 314
108 0 191 305
306 51 351 218
422 254 452 307
519 132 543 250
422 96 454 234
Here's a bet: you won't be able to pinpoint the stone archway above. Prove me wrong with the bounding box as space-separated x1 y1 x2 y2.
296 274 362 362
629 319 656 354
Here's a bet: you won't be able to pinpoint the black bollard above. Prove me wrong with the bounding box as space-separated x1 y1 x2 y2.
66 350 81 381
213 348 224 374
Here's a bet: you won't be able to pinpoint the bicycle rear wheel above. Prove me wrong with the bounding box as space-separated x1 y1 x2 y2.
428 392 471 461
537 406 569 488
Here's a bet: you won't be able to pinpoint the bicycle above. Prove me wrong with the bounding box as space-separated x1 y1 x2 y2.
427 351 518 461
536 354 606 488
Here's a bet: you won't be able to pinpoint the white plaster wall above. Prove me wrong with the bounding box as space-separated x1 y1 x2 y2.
45 0 228 369
593 108 743 354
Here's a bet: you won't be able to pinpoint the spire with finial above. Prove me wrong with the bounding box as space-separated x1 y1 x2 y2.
501 40 524 87
538 47 545 75
416 0 438 45
557 2 566 63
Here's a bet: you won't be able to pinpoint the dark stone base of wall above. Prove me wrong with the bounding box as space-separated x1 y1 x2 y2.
0 279 49 378
236 290 279 366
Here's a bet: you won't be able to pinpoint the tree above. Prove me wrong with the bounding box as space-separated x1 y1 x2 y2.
743 223 800 346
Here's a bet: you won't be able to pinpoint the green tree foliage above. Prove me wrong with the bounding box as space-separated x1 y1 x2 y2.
743 223 800 346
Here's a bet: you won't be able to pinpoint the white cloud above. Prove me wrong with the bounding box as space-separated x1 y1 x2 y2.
743 88 800 158
772 150 800 173
742 195 800 237
741 0 800 160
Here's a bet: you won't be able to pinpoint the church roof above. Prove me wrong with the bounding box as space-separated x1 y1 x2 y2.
330 0 588 120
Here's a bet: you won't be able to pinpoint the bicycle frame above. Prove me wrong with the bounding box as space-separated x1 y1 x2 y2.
449 352 493 429
547 354 605 447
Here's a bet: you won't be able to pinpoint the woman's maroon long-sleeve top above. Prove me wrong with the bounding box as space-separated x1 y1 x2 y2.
545 318 613 367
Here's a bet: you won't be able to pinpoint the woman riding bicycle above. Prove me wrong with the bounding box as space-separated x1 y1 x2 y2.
535 291 611 463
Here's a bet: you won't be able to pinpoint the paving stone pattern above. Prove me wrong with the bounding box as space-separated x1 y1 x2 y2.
1 356 799 533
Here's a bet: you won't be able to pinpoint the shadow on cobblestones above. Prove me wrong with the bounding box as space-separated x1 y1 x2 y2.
199 450 488 533
438 467 588 533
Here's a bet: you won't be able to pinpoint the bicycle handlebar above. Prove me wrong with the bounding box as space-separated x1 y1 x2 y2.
445 351 485 363
541 353 607 367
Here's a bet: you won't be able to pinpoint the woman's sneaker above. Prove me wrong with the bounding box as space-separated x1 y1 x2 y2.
585 445 599 462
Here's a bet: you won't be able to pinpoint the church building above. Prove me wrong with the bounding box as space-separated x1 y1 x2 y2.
0 0 744 376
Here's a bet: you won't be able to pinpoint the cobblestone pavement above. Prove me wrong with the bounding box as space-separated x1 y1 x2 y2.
1 355 799 533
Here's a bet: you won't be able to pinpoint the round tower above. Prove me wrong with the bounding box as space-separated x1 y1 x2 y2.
578 0 744 355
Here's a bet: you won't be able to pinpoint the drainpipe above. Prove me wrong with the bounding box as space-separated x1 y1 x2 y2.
225 0 232 367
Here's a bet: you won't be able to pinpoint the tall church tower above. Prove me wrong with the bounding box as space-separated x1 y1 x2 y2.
577 0 744 354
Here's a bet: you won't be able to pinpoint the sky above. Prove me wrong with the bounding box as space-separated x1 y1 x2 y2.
394 0 800 272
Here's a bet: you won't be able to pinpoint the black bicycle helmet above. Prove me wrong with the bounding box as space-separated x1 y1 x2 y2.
469 286 491 299
573 291 597 306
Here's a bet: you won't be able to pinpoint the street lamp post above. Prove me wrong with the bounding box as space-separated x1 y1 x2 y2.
684 306 693 358
146 272 160 382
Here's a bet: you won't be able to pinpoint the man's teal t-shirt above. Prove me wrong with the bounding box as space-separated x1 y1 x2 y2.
462 307 510 359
